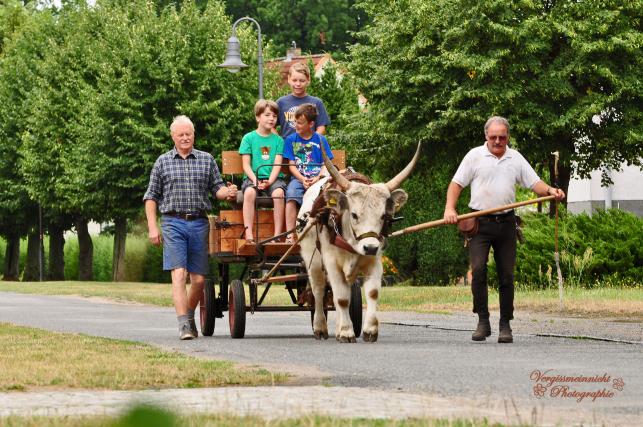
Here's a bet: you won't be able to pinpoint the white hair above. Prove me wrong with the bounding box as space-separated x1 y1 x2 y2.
484 116 510 136
170 115 194 134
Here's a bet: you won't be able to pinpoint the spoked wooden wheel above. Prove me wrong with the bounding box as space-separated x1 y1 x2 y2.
228 279 246 338
200 279 216 336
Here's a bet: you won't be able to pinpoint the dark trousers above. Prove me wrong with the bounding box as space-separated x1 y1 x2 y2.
468 214 517 322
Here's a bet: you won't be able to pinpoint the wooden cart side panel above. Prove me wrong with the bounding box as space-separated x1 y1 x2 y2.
234 239 300 256
209 212 284 255
208 216 220 254
218 209 274 224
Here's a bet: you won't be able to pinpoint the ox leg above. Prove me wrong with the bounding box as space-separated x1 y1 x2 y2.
327 268 355 343
362 263 383 342
308 259 328 340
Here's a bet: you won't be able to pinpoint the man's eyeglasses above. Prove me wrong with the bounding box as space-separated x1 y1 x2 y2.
488 135 508 142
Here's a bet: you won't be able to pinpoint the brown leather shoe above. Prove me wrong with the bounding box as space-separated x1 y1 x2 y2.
498 322 513 343
472 320 491 341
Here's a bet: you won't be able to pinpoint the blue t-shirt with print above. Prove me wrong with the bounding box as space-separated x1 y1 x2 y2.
277 94 330 139
283 132 333 178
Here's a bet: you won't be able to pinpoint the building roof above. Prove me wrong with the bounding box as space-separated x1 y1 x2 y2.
266 52 334 86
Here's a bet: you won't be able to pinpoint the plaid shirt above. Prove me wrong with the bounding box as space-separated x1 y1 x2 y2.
143 147 225 214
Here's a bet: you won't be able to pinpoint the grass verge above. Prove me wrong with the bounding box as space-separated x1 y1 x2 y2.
0 323 284 392
1 281 641 319
378 284 643 319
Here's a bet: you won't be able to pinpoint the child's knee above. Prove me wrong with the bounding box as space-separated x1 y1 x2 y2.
244 188 256 202
272 188 285 198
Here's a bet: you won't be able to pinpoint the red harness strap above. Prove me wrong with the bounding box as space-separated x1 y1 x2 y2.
332 234 357 254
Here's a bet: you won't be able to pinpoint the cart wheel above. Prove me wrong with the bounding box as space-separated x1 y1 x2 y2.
228 279 246 339
200 279 216 336
349 281 362 338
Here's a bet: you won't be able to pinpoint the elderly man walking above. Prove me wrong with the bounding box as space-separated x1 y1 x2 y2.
144 115 237 340
443 116 565 343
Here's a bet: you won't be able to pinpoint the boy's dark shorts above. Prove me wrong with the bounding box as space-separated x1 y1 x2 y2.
241 178 287 195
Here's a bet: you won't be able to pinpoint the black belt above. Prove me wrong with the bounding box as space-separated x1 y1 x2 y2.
164 211 207 220
476 210 515 223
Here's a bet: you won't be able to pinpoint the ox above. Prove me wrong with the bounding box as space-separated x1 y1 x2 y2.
297 144 420 342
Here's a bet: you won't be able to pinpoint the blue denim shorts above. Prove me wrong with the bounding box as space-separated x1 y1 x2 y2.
161 216 209 275
286 179 306 205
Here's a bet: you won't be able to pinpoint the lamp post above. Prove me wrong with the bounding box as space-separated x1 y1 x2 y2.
219 17 263 99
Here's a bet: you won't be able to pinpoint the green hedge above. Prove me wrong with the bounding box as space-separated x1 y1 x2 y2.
386 167 469 285
488 208 643 288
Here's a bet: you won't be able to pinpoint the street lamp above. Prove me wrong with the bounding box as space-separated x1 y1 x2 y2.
219 17 263 99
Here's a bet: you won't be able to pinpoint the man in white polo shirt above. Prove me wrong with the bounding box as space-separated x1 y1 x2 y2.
443 116 565 343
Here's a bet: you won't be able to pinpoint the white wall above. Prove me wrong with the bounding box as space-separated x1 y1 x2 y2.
567 162 643 216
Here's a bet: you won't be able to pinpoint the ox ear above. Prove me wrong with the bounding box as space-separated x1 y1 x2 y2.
323 189 349 213
386 189 408 215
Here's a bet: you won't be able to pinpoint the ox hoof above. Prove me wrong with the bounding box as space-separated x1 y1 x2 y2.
313 330 329 340
363 331 379 343
336 335 357 343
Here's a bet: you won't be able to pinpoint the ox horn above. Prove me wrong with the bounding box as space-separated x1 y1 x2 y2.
321 141 350 190
386 142 421 191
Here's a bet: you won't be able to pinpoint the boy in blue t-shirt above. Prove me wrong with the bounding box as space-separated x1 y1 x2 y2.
283 103 333 243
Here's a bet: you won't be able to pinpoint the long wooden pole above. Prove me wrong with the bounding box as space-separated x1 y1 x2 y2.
390 195 556 237
259 219 317 283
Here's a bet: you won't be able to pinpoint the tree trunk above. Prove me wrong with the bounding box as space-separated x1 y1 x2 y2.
23 230 40 281
112 218 127 282
548 161 571 218
2 235 20 281
76 218 93 281
48 223 65 280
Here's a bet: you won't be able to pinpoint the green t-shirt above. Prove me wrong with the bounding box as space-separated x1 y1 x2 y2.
238 130 285 179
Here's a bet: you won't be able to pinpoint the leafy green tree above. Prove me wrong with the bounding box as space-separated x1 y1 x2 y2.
343 0 642 281
18 1 101 280
13 0 266 280
225 0 366 53
346 0 642 186
0 0 30 54
308 60 360 133
0 6 53 280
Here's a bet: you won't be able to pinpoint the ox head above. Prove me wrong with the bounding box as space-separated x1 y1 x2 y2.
321 143 421 256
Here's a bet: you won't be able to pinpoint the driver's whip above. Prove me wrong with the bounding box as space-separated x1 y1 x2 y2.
552 151 564 310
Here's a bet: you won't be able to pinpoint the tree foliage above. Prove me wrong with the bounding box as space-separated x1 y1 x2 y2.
307 61 360 133
344 0 642 185
341 0 642 281
225 0 367 53
0 0 270 279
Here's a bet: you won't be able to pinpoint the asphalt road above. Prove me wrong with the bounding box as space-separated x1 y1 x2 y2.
1 292 641 425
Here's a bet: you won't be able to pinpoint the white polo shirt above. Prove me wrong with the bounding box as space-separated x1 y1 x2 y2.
452 143 540 212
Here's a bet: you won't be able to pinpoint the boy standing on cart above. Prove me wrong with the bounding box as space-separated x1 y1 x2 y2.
144 115 237 340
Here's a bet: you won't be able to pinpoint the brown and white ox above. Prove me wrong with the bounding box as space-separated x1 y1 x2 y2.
298 144 420 342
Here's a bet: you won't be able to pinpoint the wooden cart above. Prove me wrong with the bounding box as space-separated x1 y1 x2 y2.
199 150 363 338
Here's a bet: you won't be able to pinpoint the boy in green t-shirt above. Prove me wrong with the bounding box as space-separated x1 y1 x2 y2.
239 100 286 242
